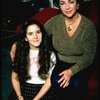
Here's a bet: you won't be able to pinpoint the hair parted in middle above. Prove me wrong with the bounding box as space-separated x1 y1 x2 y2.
12 19 55 81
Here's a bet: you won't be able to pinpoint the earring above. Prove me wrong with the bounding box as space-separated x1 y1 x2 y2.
77 6 79 9
77 4 79 9
25 38 27 41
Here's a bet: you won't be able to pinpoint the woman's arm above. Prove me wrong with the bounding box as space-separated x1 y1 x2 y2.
10 43 17 62
12 71 24 100
33 77 51 100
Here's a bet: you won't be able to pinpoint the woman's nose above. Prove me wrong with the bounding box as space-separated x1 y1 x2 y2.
34 34 38 39
65 3 70 9
33 34 37 39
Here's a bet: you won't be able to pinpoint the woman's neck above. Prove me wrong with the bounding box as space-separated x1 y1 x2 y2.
65 13 81 32
30 47 39 51
65 13 79 25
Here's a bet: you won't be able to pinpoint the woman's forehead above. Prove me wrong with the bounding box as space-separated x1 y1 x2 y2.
60 0 76 2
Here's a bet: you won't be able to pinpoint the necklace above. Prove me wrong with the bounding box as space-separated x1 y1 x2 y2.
67 14 79 31
67 25 72 31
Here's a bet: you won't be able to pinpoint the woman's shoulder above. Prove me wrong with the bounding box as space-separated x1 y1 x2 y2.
45 14 63 25
81 15 97 36
81 15 96 27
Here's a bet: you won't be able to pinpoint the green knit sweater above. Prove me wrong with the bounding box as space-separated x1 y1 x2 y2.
44 14 97 75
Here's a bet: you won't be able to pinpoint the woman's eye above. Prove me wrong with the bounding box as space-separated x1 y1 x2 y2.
37 30 41 34
27 32 33 35
69 1 75 4
59 2 65 5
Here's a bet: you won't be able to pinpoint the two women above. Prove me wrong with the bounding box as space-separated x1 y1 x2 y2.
10 0 97 99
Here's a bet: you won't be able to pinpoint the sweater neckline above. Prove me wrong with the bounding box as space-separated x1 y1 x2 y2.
62 14 83 40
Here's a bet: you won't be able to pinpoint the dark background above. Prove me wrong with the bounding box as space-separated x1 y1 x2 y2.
1 0 99 100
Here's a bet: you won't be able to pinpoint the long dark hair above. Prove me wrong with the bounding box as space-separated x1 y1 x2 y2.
12 19 54 81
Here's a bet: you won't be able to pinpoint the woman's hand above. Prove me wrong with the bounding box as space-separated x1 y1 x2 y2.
33 77 51 100
58 69 73 88
17 95 24 100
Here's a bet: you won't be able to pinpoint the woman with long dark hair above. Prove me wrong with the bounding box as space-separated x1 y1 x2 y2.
9 19 57 100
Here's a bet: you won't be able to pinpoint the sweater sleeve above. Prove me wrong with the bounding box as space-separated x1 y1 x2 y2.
71 23 97 75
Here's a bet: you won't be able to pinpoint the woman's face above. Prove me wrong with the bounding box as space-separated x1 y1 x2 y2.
59 0 79 18
26 24 42 50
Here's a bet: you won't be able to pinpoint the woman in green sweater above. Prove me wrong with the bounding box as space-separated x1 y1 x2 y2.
44 0 97 99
